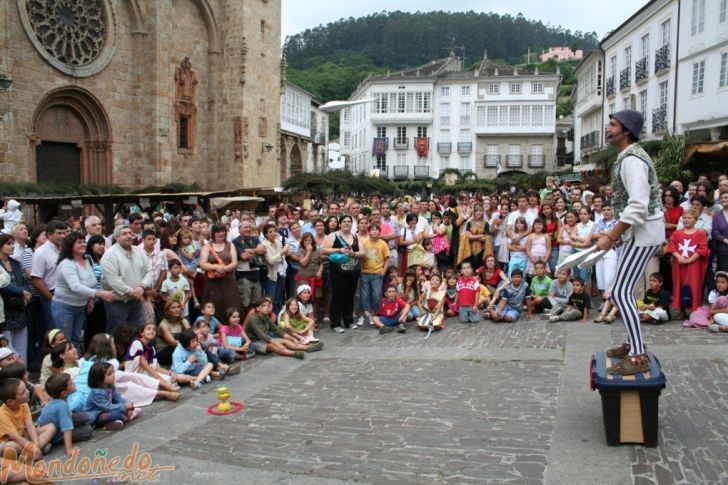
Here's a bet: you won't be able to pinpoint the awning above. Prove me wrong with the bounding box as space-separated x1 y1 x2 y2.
209 196 264 211
573 163 598 172
683 141 728 165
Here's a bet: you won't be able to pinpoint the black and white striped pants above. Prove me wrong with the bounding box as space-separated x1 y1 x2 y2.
611 237 660 356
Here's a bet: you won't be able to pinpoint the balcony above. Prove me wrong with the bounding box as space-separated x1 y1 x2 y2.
393 165 409 179
393 138 409 150
373 166 389 178
655 44 670 74
580 130 599 151
619 67 631 91
413 165 429 178
556 154 573 167
437 142 452 153
457 142 473 154
484 154 500 168
528 155 545 168
606 76 615 97
505 155 523 168
652 104 667 133
460 116 471 125
635 57 648 84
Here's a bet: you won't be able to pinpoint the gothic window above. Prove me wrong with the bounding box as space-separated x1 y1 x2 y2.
175 57 197 152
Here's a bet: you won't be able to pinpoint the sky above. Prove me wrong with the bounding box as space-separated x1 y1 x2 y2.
281 0 651 45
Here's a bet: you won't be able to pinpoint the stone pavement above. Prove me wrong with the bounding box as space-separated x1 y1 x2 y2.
54 316 728 484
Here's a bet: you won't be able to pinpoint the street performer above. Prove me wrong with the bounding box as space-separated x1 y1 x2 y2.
595 109 665 375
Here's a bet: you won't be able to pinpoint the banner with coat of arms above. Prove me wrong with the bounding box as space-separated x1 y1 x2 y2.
372 137 387 157
415 137 429 158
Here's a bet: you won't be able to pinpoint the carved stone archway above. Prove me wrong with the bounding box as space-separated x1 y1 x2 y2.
290 143 303 177
30 87 113 185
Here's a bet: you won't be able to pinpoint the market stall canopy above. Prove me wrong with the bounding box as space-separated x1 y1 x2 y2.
683 141 728 165
209 196 264 211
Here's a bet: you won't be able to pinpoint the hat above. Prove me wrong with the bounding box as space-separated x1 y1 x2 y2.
0 347 15 361
609 109 644 141
296 284 311 295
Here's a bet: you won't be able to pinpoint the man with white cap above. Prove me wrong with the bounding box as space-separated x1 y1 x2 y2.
595 109 665 375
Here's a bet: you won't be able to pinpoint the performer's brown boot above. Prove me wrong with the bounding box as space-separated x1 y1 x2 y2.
608 353 650 375
605 342 630 358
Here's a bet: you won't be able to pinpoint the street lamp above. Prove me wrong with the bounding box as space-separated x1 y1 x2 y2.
0 74 11 91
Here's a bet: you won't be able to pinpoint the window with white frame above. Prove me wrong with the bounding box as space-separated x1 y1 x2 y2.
532 105 543 126
509 105 521 126
342 108 350 123
624 46 632 69
396 153 407 167
461 85 471 96
459 155 470 171
691 0 706 35
530 144 544 167
507 144 521 167
510 83 522 94
376 126 387 138
610 56 617 79
544 105 554 125
692 60 705 94
441 155 450 169
485 144 499 167
499 106 508 126
488 83 500 94
639 90 648 125
439 128 450 140
521 105 531 126
721 0 727 23
441 86 450 96
460 102 471 124
396 126 407 143
641 34 650 59
659 81 669 107
459 129 470 142
660 19 671 46
487 106 498 126
476 105 486 125
609 103 616 115
343 131 351 147
532 82 544 94
720 52 728 88
623 96 630 110
376 156 387 170
440 102 450 125
417 126 428 138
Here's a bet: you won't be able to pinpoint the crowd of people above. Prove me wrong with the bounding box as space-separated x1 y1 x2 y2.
0 164 727 476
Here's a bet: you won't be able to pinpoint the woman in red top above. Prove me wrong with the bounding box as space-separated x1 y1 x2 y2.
539 202 561 275
478 254 510 296
662 186 683 240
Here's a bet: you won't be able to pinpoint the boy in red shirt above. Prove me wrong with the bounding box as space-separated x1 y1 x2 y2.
456 261 480 323
372 285 411 334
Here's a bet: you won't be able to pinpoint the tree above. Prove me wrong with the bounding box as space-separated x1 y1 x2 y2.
654 133 692 185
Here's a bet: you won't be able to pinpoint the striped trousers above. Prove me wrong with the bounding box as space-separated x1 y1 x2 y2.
611 237 660 356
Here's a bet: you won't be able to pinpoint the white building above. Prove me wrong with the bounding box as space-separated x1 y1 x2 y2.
339 53 561 180
327 140 346 171
675 0 728 140
280 82 329 180
573 50 605 169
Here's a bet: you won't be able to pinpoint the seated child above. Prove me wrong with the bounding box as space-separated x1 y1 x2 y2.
444 273 459 317
195 319 236 373
220 308 256 361
0 362 49 409
639 272 672 324
280 298 318 345
417 273 446 331
549 278 590 322
84 362 141 430
171 329 216 389
37 373 93 456
39 329 66 385
489 269 528 323
0 378 56 460
372 285 410 334
475 273 492 310
541 269 573 318
193 301 221 335
526 261 552 319
123 323 179 389
245 298 320 358
686 271 728 331
456 262 481 323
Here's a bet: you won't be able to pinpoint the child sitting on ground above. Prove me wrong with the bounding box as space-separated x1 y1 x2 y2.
398 268 423 321
36 373 93 456
549 278 591 323
193 301 221 336
246 298 321 358
280 297 317 344
195 319 236 373
444 273 459 318
0 362 49 409
541 269 573 318
123 323 179 389
172 329 216 389
475 272 492 310
638 273 672 324
220 307 256 361
372 285 410 334
489 269 528 323
39 329 66 385
417 273 446 332
0 378 56 465
526 261 552 319
84 362 141 430
684 271 728 331
456 261 481 323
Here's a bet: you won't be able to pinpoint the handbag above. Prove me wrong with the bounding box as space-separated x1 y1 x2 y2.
205 244 225 279
332 233 360 273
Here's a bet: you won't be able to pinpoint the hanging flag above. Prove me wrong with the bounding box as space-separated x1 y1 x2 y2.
372 137 387 157
496 158 503 176
416 137 429 158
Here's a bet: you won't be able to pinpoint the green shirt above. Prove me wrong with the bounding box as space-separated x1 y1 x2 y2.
530 275 552 297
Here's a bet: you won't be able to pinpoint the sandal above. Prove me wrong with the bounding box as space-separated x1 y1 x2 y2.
604 315 615 324
607 354 650 375
594 315 605 323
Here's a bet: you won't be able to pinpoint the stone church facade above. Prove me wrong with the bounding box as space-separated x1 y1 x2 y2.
0 0 282 190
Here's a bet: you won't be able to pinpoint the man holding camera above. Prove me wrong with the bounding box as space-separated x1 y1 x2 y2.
232 220 267 315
